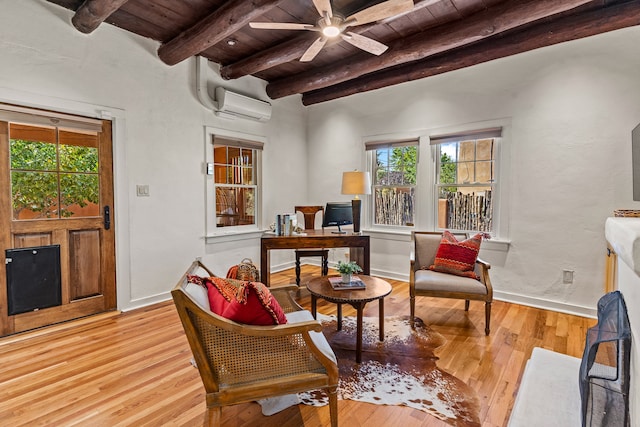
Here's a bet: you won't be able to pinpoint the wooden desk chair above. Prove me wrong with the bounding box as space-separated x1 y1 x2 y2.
410 231 493 335
294 206 329 286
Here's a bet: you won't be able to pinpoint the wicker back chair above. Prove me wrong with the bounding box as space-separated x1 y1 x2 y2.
172 260 339 426
410 231 493 335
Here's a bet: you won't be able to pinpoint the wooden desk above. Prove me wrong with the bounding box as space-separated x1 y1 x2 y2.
260 230 370 287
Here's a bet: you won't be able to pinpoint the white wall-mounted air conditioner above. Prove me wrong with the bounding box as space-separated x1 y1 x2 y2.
214 87 272 122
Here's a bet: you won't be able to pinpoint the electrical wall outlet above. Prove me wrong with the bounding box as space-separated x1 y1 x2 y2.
563 269 574 284
136 184 150 197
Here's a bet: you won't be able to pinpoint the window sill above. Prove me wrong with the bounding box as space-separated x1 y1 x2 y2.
205 228 267 244
481 238 511 252
364 227 511 251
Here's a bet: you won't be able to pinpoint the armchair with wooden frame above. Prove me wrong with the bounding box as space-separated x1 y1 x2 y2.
294 205 329 286
172 260 339 426
410 231 493 335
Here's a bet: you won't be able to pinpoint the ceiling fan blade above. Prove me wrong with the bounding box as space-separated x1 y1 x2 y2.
345 0 414 26
313 0 333 19
341 32 388 55
300 37 327 62
249 22 315 30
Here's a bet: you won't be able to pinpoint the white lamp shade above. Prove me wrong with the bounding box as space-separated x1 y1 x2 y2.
341 171 372 195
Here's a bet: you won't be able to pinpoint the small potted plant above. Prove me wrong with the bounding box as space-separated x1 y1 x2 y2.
336 260 363 284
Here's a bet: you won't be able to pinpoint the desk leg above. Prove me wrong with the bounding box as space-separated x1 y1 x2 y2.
349 246 370 276
311 295 317 319
337 303 342 330
364 241 370 276
355 303 364 364
260 241 270 287
379 298 385 342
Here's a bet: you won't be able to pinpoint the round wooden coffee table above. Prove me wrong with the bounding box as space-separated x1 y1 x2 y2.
307 275 392 363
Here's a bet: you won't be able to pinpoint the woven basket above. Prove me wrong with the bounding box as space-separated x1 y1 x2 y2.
226 258 260 282
614 210 640 218
237 258 259 281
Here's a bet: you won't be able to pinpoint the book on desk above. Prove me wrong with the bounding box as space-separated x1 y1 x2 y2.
328 276 366 290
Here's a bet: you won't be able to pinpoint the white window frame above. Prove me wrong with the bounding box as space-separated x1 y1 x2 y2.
362 119 510 243
363 132 430 233
205 126 264 240
428 120 510 241
366 138 420 230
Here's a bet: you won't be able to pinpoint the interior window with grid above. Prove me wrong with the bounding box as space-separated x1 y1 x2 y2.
369 141 417 227
433 128 501 233
213 137 260 228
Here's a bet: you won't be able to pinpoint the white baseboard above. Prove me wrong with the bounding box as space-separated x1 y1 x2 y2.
494 290 597 318
270 261 296 273
368 269 409 282
122 293 172 312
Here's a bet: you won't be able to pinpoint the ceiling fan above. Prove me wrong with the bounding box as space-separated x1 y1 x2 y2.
249 0 414 62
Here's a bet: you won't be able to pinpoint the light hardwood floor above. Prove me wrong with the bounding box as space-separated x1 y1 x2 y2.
0 265 596 427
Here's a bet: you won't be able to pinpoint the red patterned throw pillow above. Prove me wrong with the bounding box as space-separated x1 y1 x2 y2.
428 231 482 279
204 277 287 325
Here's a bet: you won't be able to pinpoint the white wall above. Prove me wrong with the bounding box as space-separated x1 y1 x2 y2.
307 26 640 316
0 1 308 310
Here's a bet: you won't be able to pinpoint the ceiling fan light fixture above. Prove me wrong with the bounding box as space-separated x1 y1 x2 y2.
322 25 341 37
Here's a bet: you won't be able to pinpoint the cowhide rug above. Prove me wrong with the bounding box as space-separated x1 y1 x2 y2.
298 315 480 427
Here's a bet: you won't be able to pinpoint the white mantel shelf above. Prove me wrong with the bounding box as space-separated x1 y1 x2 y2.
606 217 640 275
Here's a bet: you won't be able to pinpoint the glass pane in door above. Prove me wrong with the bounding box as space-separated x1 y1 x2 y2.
11 171 59 219
59 130 100 217
60 173 100 217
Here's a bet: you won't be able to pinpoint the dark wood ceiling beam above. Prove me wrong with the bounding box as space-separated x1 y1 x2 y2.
301 0 640 105
266 0 598 99
220 33 319 79
71 0 130 34
157 0 287 66
220 0 439 79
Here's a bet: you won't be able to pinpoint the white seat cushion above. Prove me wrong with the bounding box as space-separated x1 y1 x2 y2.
508 347 581 426
286 310 337 364
184 281 210 310
414 269 487 295
257 393 300 416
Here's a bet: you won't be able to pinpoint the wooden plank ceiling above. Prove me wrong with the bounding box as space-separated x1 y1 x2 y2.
46 0 640 105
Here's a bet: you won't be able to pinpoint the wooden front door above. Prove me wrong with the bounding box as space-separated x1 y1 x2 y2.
0 114 116 335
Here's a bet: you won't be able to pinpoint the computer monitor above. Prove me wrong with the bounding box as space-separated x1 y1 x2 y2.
322 202 353 234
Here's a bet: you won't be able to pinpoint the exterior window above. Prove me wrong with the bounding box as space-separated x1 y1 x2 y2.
370 142 417 227
435 135 498 232
213 143 257 227
9 123 99 220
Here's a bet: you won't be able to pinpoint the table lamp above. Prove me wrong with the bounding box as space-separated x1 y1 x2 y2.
341 170 371 234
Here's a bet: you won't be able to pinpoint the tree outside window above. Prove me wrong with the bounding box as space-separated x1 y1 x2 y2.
372 144 417 226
